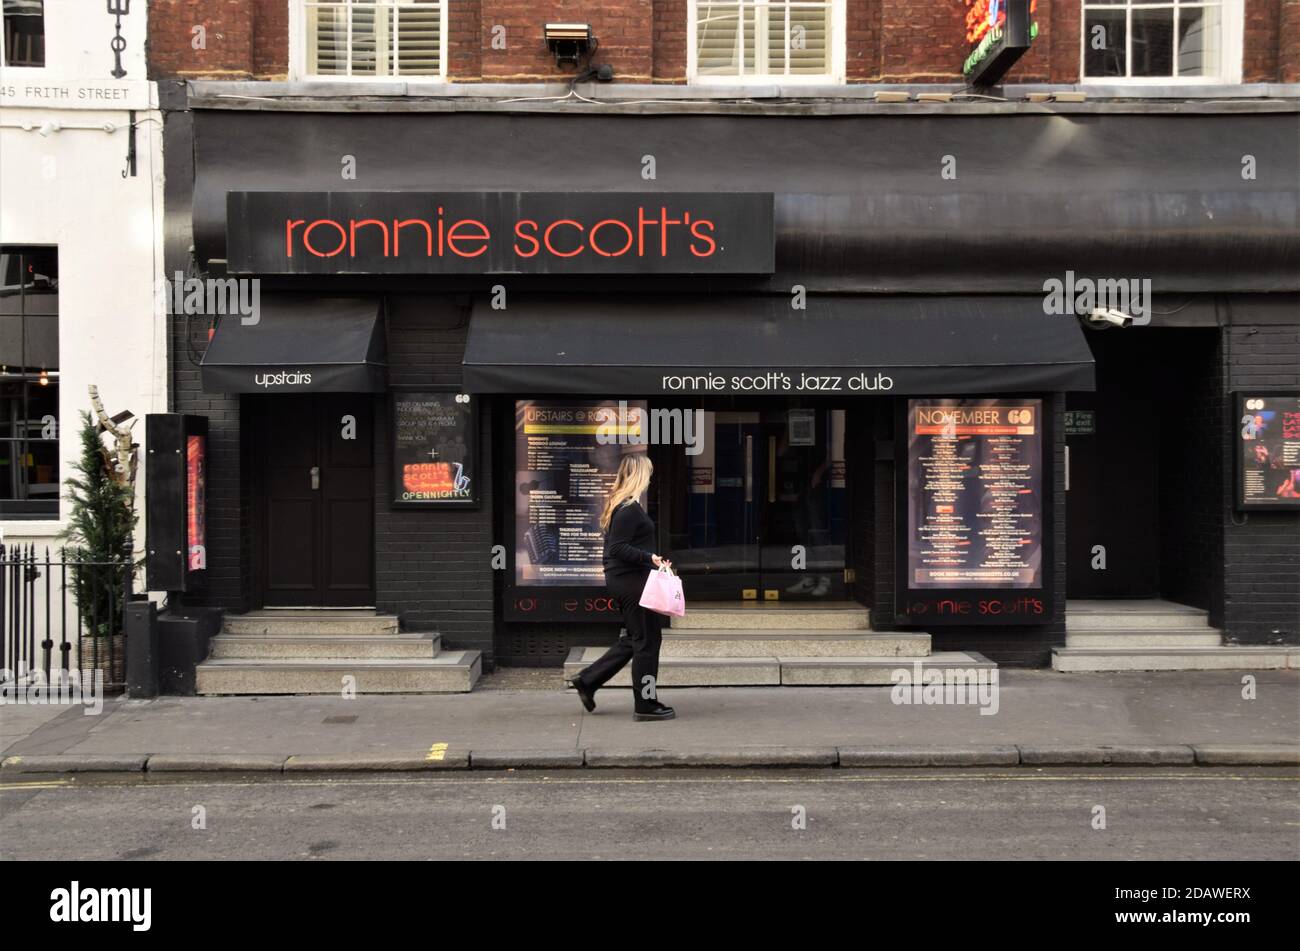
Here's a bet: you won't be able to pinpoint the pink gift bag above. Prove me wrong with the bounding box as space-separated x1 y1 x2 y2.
639 565 686 618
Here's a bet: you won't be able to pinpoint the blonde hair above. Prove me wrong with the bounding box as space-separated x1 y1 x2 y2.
600 454 653 533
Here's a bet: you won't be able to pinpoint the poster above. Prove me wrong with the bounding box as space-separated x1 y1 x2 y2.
1237 392 1300 510
391 390 478 507
186 434 206 572
906 398 1043 589
514 399 647 587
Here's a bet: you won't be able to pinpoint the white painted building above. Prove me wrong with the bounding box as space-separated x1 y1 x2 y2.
0 1 164 604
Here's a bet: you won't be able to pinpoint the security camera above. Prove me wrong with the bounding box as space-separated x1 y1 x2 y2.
1086 307 1134 329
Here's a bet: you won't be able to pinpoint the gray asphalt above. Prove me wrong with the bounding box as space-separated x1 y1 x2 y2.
3 768 1298 860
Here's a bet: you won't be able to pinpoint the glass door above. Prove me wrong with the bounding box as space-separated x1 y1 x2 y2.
661 404 846 601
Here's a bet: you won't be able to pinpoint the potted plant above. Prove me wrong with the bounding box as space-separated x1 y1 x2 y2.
60 398 137 689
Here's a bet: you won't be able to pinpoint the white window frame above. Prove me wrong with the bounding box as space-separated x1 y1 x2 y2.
289 0 448 82
1080 0 1243 85
687 0 846 85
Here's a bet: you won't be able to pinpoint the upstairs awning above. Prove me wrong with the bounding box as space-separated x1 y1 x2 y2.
462 295 1096 394
201 295 386 393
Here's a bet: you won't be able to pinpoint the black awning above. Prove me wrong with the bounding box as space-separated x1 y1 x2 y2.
462 296 1095 395
200 295 387 393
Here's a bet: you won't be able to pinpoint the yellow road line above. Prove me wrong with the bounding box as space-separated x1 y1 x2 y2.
425 742 449 762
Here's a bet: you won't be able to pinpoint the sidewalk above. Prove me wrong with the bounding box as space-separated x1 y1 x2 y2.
2 670 1298 773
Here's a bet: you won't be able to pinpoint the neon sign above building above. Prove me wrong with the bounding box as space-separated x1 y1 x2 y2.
962 0 1038 87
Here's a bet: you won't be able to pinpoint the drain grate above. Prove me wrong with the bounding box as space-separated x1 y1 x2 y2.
322 715 358 724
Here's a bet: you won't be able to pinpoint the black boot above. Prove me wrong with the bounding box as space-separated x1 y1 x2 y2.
633 702 675 722
569 674 596 713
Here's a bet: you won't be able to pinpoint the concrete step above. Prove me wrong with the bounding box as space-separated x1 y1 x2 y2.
780 652 995 686
1065 629 1221 648
221 611 399 637
1066 600 1211 632
1052 646 1298 672
208 633 441 660
195 652 481 694
671 601 870 631
563 647 991 687
661 629 929 658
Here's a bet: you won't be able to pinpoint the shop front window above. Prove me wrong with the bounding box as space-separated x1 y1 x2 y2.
0 246 59 520
2 0 44 67
691 0 844 83
661 405 847 601
302 0 445 78
1082 0 1238 82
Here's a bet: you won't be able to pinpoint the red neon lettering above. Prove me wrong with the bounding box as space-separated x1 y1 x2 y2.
303 219 347 258
543 219 585 258
447 219 490 258
513 219 541 257
589 218 635 257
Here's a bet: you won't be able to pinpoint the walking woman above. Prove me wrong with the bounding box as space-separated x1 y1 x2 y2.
568 454 676 721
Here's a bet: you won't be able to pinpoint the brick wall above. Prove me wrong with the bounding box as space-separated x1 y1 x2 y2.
147 1 1297 84
1282 0 1300 82
147 0 285 79
1222 299 1300 645
376 296 496 660
479 0 653 81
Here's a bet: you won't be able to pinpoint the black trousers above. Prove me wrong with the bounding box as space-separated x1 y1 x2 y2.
577 573 665 712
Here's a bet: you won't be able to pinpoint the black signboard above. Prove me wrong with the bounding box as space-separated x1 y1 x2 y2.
1235 391 1300 511
145 414 208 593
226 191 775 275
390 388 479 508
962 0 1037 87
896 397 1052 626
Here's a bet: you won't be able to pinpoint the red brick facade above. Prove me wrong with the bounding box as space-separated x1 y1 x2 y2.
147 0 1299 85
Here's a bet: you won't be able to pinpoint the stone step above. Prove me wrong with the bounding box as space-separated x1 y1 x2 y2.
779 652 995 686
671 602 870 631
563 647 991 687
195 652 481 694
1051 646 1298 673
208 633 441 660
221 611 400 637
1065 629 1221 649
661 629 929 658
1066 600 1211 632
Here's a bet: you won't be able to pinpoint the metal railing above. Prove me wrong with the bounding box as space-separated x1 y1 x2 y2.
1 545 129 692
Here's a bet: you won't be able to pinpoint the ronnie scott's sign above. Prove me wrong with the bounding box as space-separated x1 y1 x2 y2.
225 191 775 275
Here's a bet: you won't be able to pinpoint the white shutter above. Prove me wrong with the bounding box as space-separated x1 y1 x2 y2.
696 1 830 78
394 0 443 76
305 1 443 78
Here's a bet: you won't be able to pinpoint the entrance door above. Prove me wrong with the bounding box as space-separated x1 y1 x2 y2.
1066 387 1159 598
259 394 375 606
664 406 846 601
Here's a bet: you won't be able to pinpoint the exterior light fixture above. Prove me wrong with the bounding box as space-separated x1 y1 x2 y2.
544 23 593 67
39 369 49 386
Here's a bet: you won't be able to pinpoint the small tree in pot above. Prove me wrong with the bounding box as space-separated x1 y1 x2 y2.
60 389 138 687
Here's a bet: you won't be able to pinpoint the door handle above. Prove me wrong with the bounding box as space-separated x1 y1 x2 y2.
310 466 320 491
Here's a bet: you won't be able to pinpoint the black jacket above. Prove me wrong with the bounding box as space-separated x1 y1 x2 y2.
603 500 657 580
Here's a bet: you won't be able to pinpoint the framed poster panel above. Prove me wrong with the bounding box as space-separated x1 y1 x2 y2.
506 398 648 621
895 397 1052 625
1234 391 1300 511
390 387 479 508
